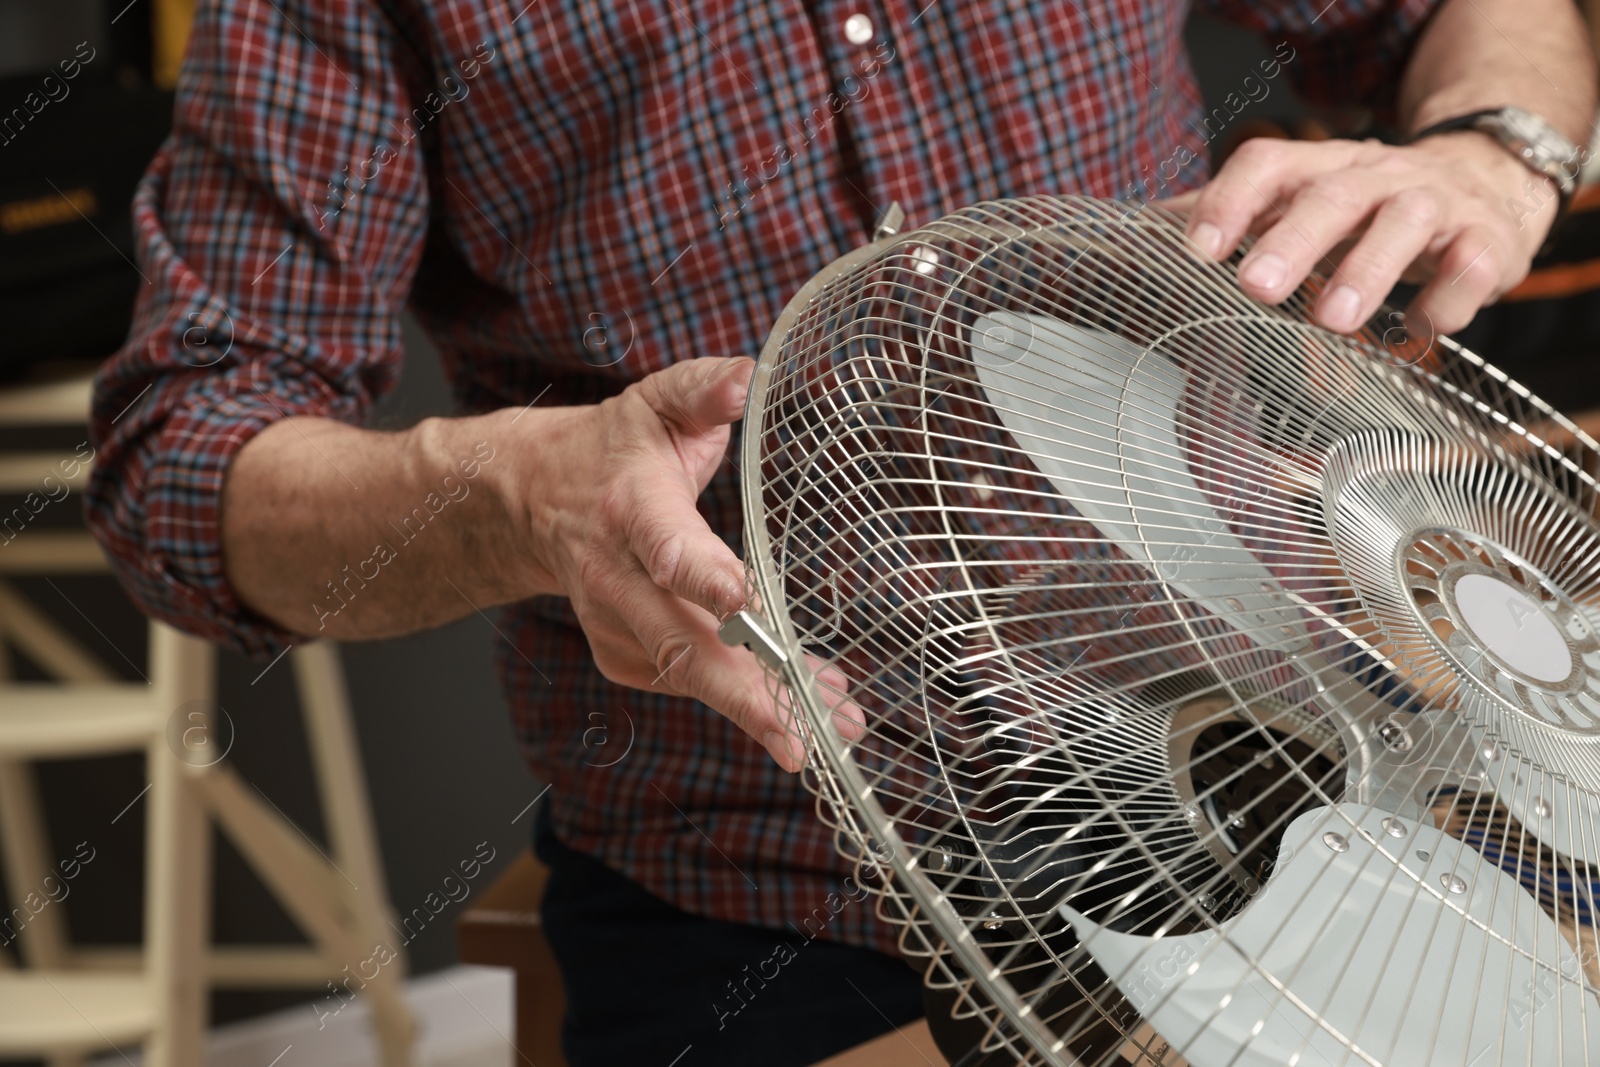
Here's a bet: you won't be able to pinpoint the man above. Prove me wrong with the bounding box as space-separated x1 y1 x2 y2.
88 0 1593 1062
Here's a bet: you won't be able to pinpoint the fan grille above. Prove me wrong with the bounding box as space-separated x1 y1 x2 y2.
738 196 1600 1066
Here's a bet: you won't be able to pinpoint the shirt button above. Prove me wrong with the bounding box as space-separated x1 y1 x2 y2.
844 13 874 44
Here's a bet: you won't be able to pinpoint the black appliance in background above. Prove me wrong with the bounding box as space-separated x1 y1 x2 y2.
0 0 174 382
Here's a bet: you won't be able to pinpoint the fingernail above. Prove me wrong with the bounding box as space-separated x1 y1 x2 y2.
763 730 797 770
724 361 750 404
1320 285 1363 332
1190 222 1223 259
1239 253 1286 293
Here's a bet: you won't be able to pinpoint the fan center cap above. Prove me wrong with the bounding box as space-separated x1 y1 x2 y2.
1394 527 1600 735
1453 572 1572 683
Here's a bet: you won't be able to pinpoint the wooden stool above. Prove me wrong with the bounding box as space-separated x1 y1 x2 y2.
0 368 416 1066
814 1018 945 1066
456 847 567 1067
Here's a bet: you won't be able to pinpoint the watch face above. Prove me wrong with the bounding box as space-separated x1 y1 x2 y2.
1495 108 1548 153
1484 107 1580 191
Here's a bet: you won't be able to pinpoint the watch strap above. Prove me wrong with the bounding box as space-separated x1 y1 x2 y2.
1408 110 1505 144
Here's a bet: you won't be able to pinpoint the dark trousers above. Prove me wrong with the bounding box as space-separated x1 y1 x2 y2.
534 804 926 1066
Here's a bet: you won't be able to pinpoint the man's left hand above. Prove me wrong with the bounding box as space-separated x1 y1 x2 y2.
1170 133 1561 337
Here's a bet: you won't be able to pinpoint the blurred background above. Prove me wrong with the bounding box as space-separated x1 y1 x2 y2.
1 2 1598 1066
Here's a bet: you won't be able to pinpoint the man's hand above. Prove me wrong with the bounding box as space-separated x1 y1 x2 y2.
225 355 861 774
1174 132 1559 337
1170 0 1597 340
506 356 861 772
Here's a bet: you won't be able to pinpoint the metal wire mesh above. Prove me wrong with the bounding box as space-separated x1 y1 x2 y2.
736 195 1600 1066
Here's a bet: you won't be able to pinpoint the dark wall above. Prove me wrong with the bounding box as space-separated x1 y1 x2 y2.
1183 10 1312 152
0 1 106 79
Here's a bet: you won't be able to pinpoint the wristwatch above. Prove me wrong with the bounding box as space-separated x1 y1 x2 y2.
1408 106 1584 217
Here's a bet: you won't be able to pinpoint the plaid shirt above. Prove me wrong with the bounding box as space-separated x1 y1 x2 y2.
89 0 1438 957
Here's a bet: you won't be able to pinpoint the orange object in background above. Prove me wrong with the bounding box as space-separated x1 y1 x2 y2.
151 0 196 89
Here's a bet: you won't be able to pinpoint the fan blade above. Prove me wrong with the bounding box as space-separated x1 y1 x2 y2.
1061 803 1600 1066
968 311 1484 820
970 311 1305 653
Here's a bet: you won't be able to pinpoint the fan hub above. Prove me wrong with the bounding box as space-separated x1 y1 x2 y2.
1402 527 1600 734
1452 571 1571 683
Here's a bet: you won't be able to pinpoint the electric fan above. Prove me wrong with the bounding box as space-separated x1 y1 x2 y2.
719 195 1600 1066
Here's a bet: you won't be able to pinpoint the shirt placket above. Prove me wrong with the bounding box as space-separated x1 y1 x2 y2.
805 0 948 235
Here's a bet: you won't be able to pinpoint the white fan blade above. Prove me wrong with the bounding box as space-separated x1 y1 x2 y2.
970 311 1305 653
1061 803 1600 1067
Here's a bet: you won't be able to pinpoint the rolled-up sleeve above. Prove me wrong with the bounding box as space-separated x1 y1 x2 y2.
87 0 430 657
1198 0 1444 113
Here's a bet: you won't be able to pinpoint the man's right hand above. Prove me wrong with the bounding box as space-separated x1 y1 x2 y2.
226 356 860 772
507 356 860 772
